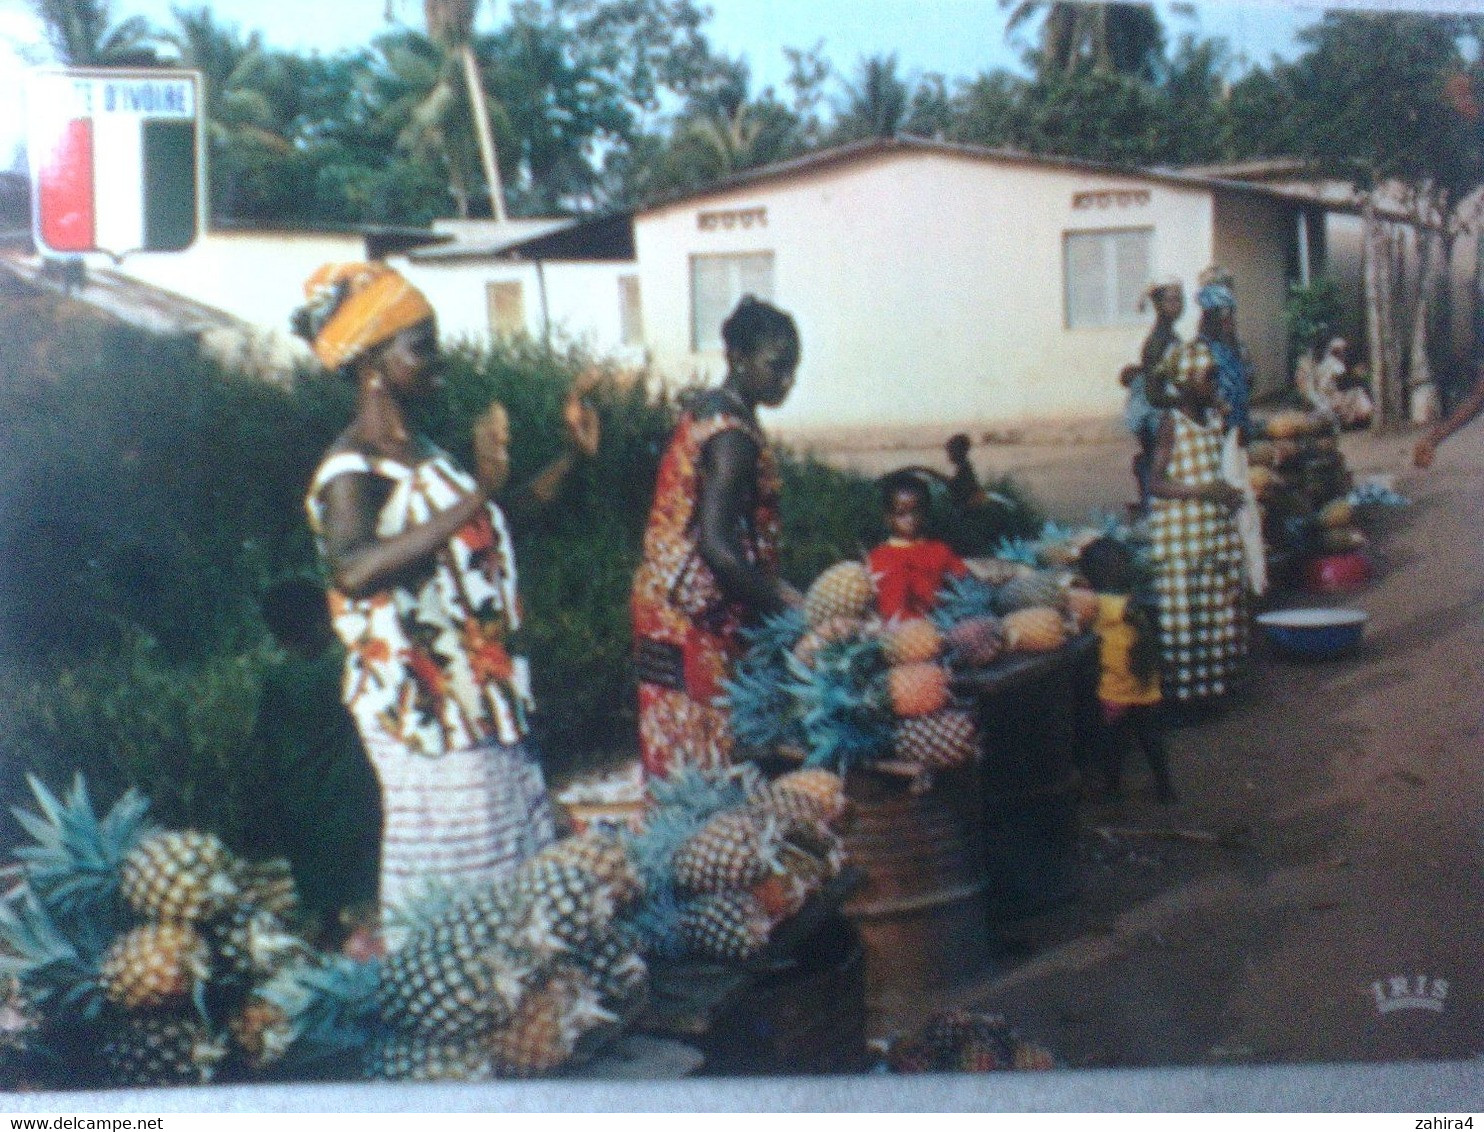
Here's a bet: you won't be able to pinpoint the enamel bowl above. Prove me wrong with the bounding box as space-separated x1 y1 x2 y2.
1256 607 1368 659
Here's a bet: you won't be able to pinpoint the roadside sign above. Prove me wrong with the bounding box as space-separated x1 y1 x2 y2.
25 68 204 257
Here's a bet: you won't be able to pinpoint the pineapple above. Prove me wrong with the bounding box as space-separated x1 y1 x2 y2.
893 709 980 770
99 1013 227 1086
804 562 875 626
671 810 783 894
1002 607 1067 653
882 619 944 665
377 920 533 1038
204 903 305 981
543 833 643 907
232 858 301 924
994 572 1062 615
566 930 647 1019
363 1030 493 1082
228 995 295 1071
511 856 621 953
945 615 1004 667
887 663 951 717
98 923 210 1011
676 892 773 962
485 969 615 1078
770 769 848 825
746 782 833 830
120 830 239 924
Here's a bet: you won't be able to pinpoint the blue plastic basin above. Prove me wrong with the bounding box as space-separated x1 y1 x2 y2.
1255 608 1368 659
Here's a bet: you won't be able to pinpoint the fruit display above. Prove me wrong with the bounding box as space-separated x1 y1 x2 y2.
882 1009 1056 1074
620 766 849 966
1249 410 1366 567
0 775 312 1088
722 549 1104 773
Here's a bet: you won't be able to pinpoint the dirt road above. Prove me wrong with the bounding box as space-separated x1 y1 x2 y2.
826 424 1482 1069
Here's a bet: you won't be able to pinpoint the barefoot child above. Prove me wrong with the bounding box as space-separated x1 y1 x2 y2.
867 472 969 620
1077 537 1176 803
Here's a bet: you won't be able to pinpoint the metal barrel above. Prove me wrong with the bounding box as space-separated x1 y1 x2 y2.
974 635 1098 920
841 765 992 1037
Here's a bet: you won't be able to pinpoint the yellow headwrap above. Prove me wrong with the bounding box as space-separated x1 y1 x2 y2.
301 262 435 370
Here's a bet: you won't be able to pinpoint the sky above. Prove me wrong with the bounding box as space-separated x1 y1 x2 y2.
0 0 1448 169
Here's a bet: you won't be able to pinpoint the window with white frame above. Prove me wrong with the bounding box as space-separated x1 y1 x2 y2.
1063 228 1152 328
690 252 774 351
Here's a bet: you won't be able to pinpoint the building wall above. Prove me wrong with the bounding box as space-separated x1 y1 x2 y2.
635 150 1216 437
392 256 645 366
88 229 365 371
1212 190 1299 400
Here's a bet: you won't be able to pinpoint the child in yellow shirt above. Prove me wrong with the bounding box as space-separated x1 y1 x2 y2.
1078 537 1177 804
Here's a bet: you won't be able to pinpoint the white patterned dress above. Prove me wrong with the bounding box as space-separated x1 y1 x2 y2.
1146 410 1246 703
305 446 556 944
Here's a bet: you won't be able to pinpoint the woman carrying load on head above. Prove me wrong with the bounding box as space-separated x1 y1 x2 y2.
293 262 600 946
631 296 803 779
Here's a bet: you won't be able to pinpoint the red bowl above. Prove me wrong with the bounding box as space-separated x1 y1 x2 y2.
1303 551 1372 594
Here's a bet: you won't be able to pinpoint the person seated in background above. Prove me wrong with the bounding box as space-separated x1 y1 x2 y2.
868 472 969 621
243 577 382 947
1301 337 1373 429
944 433 990 511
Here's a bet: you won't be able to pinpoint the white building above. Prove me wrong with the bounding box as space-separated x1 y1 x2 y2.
390 215 645 368
633 137 1344 442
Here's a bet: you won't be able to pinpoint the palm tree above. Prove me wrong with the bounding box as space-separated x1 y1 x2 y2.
374 28 488 218
165 7 294 216
834 54 911 141
387 0 506 219
1001 1 1166 81
30 0 158 65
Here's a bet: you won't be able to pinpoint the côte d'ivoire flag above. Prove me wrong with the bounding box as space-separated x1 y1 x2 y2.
26 69 202 257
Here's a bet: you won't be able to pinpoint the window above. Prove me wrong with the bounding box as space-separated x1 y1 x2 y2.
618 275 643 346
487 281 525 338
690 252 774 351
1063 228 1151 328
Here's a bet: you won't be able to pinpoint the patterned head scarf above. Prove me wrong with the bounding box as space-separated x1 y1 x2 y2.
296 263 435 370
1196 282 1236 313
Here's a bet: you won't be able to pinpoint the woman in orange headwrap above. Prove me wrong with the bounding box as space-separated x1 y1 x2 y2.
294 263 599 948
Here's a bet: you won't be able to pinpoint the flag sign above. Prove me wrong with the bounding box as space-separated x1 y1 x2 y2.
26 68 203 257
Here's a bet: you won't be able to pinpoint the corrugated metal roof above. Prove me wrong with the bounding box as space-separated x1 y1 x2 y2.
634 136 1367 217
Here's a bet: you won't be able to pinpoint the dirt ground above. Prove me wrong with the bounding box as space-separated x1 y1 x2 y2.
814 422 1482 1070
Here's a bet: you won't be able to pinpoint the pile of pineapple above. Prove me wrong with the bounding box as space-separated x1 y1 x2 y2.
0 776 311 1088
622 767 849 966
260 830 651 1082
882 1009 1056 1074
723 554 1097 775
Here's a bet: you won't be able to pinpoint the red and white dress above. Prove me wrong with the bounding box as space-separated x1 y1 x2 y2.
306 446 555 943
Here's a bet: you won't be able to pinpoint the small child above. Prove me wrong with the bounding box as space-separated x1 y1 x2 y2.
1076 537 1177 804
867 472 969 621
944 433 990 511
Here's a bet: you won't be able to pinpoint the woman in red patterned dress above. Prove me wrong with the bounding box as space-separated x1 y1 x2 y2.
631 297 802 777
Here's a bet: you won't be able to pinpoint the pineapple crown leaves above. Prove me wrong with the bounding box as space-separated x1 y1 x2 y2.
930 574 1000 630
0 890 105 1020
992 535 1041 567
718 662 807 752
618 883 688 961
265 955 382 1063
10 774 150 919
738 607 809 658
643 765 757 825
783 642 894 773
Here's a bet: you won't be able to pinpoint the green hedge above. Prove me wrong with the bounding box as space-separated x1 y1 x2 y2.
0 287 1040 850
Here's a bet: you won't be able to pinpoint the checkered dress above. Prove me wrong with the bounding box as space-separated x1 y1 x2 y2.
1147 410 1245 703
